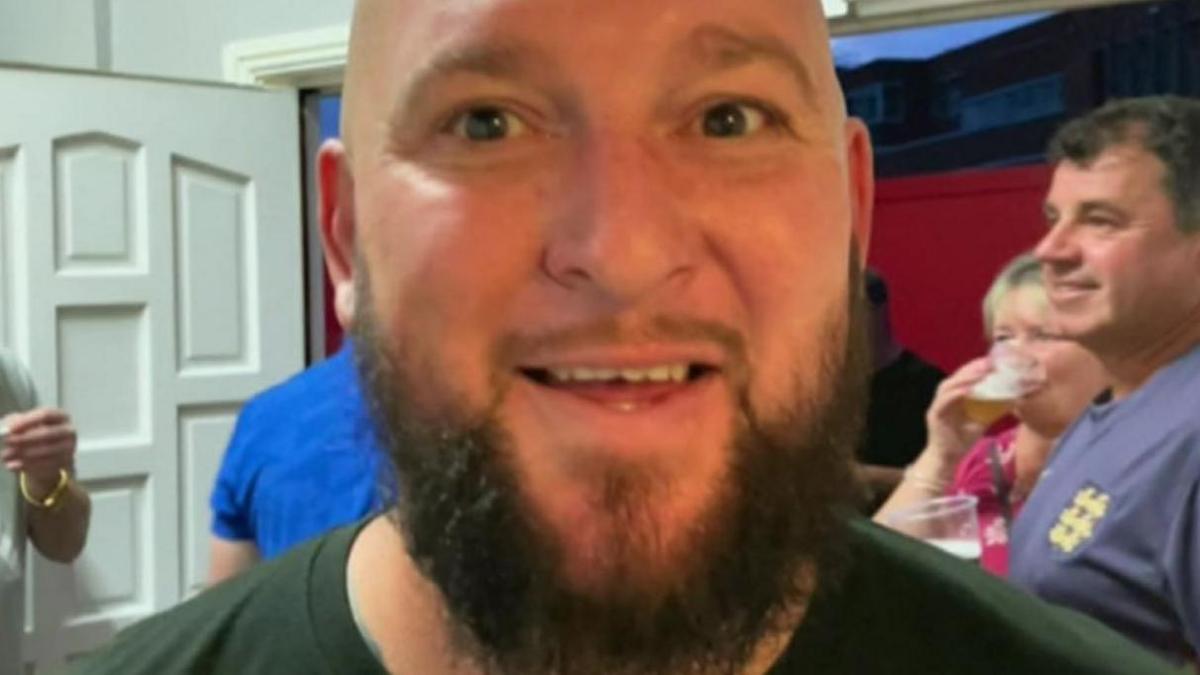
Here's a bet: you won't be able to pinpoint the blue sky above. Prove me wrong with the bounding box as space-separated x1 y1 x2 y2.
832 12 1052 67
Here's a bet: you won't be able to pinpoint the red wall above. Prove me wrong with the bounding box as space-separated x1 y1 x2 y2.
868 164 1052 373
323 165 1054 371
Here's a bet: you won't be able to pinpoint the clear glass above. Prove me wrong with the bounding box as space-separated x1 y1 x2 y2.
963 342 1045 426
883 495 982 563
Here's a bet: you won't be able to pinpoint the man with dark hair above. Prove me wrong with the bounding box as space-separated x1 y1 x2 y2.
207 340 385 584
1011 95 1200 666
75 6 1176 674
857 269 944 507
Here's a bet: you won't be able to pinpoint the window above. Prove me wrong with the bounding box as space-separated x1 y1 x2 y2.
845 82 905 125
847 86 881 123
933 83 962 122
959 75 1064 132
1136 35 1153 95
1112 41 1133 97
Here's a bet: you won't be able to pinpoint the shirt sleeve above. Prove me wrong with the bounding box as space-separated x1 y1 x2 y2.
209 403 261 542
1162 433 1200 656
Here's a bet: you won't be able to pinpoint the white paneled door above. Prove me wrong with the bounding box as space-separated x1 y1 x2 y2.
0 66 304 672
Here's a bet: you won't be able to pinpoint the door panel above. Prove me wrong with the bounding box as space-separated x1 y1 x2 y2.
0 66 304 672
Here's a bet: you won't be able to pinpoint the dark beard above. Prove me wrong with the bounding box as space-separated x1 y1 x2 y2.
352 263 870 675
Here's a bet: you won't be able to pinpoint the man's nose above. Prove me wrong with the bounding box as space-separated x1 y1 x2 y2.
1034 219 1075 265
541 138 698 306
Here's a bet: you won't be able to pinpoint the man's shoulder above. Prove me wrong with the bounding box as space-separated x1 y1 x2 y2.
227 346 363 458
779 518 1179 674
1068 345 1200 458
242 347 358 417
1132 342 1200 428
71 524 376 674
875 350 945 389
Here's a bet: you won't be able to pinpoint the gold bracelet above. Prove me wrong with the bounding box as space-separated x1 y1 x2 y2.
19 469 71 510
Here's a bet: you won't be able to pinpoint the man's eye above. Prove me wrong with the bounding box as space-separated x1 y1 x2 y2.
446 107 527 142
699 102 772 138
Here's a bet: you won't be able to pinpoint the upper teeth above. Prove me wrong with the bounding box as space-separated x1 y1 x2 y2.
548 364 689 384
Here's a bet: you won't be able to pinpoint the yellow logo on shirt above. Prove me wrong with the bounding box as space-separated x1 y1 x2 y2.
1048 486 1110 555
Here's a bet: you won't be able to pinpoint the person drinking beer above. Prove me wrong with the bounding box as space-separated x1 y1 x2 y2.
874 253 1107 576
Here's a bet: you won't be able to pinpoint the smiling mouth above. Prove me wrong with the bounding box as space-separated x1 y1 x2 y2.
1048 281 1097 297
516 363 721 413
519 363 719 387
1048 276 1097 290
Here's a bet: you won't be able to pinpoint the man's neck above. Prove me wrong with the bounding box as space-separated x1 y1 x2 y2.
1096 307 1200 400
347 515 809 675
348 516 484 675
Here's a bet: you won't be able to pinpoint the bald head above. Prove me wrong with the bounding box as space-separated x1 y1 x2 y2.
340 0 847 168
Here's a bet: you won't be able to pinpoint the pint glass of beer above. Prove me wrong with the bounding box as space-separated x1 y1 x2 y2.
882 495 982 563
963 343 1043 426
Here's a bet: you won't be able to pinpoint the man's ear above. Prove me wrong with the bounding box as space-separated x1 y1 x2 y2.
844 118 875 264
318 139 358 328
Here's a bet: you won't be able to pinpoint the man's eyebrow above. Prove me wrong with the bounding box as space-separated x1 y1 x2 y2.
676 24 819 104
1077 200 1129 220
393 41 549 118
1043 199 1129 227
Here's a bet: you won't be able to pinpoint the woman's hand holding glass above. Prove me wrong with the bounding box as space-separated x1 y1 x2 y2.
925 343 1045 466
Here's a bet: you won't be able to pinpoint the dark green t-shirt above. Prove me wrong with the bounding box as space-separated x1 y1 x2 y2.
72 518 1181 674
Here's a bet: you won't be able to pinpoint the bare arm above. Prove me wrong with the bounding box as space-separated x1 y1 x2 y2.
208 537 261 585
856 463 905 507
26 480 91 562
874 358 991 523
3 408 91 562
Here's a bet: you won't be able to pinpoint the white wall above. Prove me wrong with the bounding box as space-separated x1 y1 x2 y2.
110 0 354 82
0 1 101 70
0 0 353 83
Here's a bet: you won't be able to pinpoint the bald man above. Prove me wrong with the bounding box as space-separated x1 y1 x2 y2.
74 1 1176 673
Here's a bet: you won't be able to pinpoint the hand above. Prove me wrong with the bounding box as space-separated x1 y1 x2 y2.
924 357 993 463
1 407 77 495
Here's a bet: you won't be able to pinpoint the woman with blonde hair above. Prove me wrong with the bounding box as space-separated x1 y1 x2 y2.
874 252 1108 576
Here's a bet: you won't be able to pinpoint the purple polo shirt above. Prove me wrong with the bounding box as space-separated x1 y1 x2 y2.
1010 342 1200 666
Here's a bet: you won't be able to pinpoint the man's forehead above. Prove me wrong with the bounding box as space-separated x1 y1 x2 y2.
362 0 821 20
353 0 828 67
1055 145 1163 190
344 0 836 150
395 23 821 103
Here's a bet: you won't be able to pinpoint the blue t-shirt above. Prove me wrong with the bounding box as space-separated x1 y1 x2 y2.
1010 341 1200 665
210 342 385 559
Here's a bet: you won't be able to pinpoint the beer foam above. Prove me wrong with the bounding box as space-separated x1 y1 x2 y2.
971 365 1023 400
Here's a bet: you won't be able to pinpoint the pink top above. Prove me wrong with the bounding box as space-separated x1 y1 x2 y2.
950 428 1022 577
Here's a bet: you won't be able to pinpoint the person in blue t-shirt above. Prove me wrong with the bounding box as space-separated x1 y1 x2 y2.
1010 96 1200 667
207 340 384 583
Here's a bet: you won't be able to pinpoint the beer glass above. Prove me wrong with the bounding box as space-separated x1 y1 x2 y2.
882 495 982 563
963 342 1043 426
